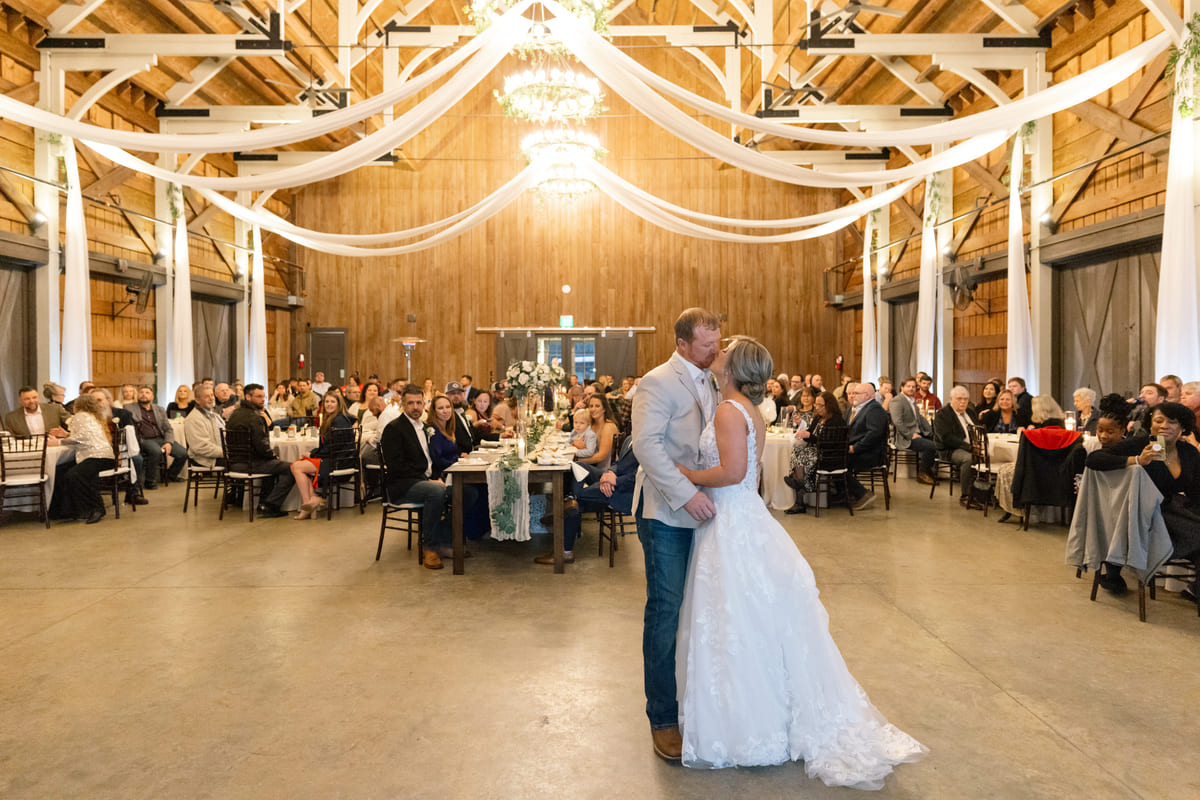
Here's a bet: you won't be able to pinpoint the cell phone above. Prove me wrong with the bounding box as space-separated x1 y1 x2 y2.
1155 435 1167 459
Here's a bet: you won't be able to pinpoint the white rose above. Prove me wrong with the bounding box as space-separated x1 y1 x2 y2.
518 373 529 385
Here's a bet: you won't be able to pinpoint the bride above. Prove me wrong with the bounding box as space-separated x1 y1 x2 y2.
673 336 927 790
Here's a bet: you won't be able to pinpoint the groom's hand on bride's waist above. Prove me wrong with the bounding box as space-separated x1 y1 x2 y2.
684 491 716 521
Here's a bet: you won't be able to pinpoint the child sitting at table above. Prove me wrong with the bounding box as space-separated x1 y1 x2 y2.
569 408 598 458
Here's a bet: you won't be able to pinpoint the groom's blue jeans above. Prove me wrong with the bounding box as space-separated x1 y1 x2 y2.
636 499 694 730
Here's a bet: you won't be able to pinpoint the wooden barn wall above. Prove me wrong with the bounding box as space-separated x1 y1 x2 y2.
0 5 295 394
842 5 1174 402
294 48 853 386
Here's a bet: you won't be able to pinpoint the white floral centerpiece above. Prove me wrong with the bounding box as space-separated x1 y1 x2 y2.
505 360 565 399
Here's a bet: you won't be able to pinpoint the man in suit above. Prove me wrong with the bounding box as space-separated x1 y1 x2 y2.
4 386 69 438
131 385 188 489
444 381 475 451
631 307 721 762
933 385 980 504
380 384 453 570
460 375 482 404
786 374 806 406
845 382 888 510
226 384 293 517
890 376 937 484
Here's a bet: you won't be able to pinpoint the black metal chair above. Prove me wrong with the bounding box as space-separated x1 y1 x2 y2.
888 419 919 483
596 505 635 568
967 424 1000 514
1086 558 1199 622
0 433 50 528
374 443 423 562
322 426 362 520
97 421 136 519
218 428 274 521
182 458 225 513
813 426 853 517
929 454 961 500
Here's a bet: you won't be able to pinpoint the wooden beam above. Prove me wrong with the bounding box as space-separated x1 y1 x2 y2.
0 170 41 227
1069 99 1169 159
893 195 923 232
959 159 1009 198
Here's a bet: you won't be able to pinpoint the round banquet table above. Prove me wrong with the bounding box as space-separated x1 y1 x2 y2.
992 431 1100 519
761 432 796 511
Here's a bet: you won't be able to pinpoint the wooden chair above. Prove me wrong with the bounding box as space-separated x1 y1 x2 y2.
97 421 135 519
218 428 274 522
0 433 50 528
1012 433 1086 530
813 426 853 517
596 505 636 568
1086 559 1199 622
853 456 891 510
374 444 423 562
182 458 225 513
888 419 919 483
322 426 362 519
967 424 1001 515
928 455 960 500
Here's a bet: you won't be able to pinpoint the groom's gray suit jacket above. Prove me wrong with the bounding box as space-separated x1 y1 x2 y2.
632 351 717 529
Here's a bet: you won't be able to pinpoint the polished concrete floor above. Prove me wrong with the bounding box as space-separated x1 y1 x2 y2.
1 478 1197 799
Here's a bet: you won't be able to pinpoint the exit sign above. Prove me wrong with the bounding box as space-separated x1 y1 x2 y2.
559 315 574 328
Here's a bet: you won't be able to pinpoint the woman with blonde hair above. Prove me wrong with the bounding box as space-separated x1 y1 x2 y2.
166 384 195 419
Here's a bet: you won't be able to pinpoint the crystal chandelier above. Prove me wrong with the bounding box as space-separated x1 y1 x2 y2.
533 163 597 198
497 67 603 124
520 128 605 163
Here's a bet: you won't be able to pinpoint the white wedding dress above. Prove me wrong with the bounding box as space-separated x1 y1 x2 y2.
677 400 928 789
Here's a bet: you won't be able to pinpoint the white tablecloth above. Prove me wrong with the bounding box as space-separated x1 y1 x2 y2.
993 432 1099 517
761 433 796 510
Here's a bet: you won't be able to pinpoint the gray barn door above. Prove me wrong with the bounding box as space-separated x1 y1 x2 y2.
0 267 31 417
309 328 346 384
1054 252 1159 400
192 299 235 383
889 298 917 381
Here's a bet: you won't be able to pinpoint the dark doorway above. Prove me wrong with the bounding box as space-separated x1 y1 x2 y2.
309 328 347 384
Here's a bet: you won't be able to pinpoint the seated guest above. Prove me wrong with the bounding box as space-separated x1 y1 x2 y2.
933 385 979 504
132 385 188 488
422 379 435 407
980 389 1031 433
786 374 806 406
1081 394 1132 593
1181 381 1200 439
1072 387 1099 434
214 382 238 420
226 384 294 518
845 382 888 510
876 377 894 412
890 376 937 485
1129 382 1167 435
344 384 364 417
43 382 67 415
1085 402 1200 603
1029 395 1066 429
466 391 501 444
311 371 331 397
1007 377 1033 417
380 384 454 570
183 385 225 471
4 385 69 439
64 381 94 414
90 389 147 506
166 384 195 419
783 390 843 515
232 381 244 401
56 393 116 524
577 395 620 476
765 378 788 418
426 394 472 473
268 382 291 414
443 382 475 446
287 378 319 424
536 433 639 565
356 381 381 422
1160 373 1183 403
976 379 1003 416
568 408 598 458
114 384 137 409
915 372 942 412
290 392 355 520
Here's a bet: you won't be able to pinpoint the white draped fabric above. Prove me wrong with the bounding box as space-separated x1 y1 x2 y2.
169 215 196 394
861 212 879 383
1154 102 1200 379
246 227 268 389
914 179 939 375
1005 135 1037 393
59 140 92 393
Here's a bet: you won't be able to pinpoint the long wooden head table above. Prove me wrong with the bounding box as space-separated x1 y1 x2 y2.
443 447 574 575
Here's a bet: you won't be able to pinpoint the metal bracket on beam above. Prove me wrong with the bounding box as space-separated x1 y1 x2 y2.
800 33 1048 56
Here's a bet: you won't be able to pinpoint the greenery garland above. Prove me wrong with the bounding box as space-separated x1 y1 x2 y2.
525 415 552 448
1168 13 1200 118
489 450 527 537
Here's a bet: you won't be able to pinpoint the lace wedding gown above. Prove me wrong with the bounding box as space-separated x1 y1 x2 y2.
677 400 928 789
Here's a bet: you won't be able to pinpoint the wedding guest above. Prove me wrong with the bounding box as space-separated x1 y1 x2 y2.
425 394 467 475
1029 395 1066 429
232 381 244 401
1129 382 1167 435
183 384 225 471
492 388 516 429
915 372 942 412
90 388 146 507
766 378 788 418
166 384 195 419
3 386 69 438
845 382 887 510
380 384 454 569
268 382 291 414
1086 402 1200 602
226 384 294 518
290 392 355 519
422 379 435 406
933 385 979 504
114 384 137 409
876 377 894 412
132 385 187 488
810 374 826 392
1007 377 1032 417
756 389 778 424
57 393 115 524
782 389 839 515
1072 387 1099 434
288 378 319 424
786 374 805 406
890 377 936 485
311 371 331 396
357 381 381 421
461 374 481 403
976 379 1003 415
467 391 501 444
1181 381 1200 436
568 407 598 458
344 384 363 417
64 381 94 414
43 382 67 412
1160 374 1183 403
980 389 1030 433
578 394 620 475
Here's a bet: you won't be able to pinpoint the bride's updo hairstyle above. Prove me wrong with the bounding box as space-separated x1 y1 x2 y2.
725 336 773 405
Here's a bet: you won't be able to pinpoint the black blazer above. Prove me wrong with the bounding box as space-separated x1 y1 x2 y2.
933 405 978 454
380 414 433 501
979 407 1031 433
847 399 888 466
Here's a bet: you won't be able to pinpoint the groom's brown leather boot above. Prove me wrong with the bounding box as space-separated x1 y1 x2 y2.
651 726 683 762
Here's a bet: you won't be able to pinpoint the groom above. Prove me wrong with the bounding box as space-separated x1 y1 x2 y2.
631 307 722 762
